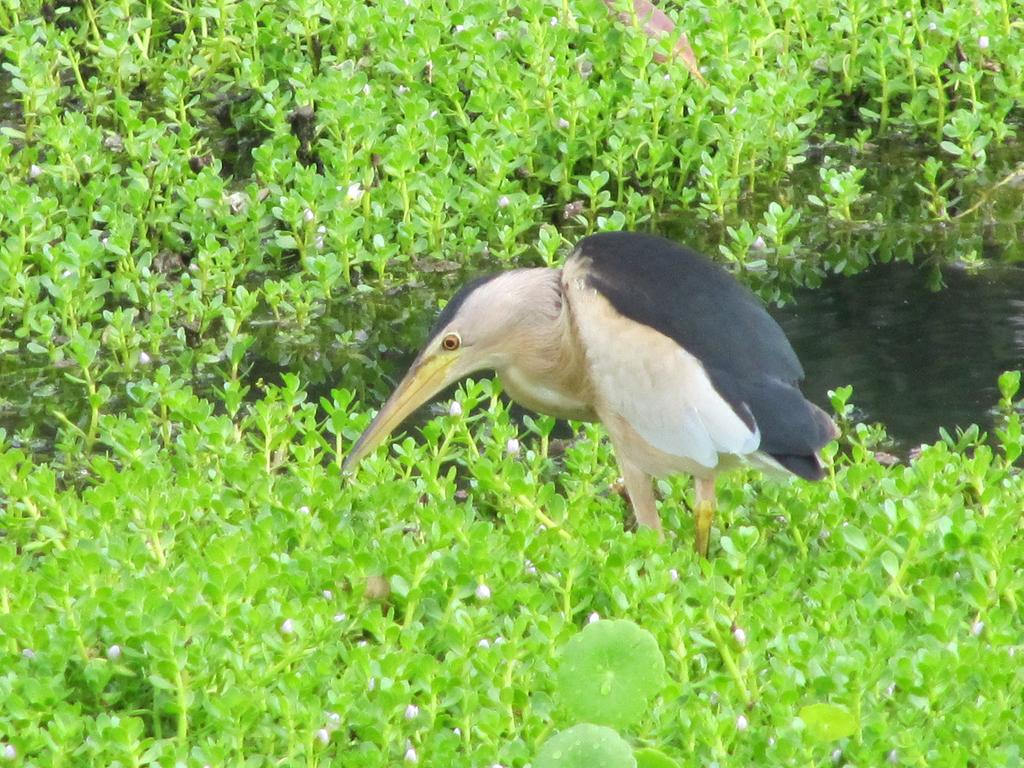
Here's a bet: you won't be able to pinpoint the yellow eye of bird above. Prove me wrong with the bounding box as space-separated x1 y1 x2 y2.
441 333 461 351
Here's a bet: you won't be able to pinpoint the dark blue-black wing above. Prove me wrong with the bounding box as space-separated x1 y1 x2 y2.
572 232 836 478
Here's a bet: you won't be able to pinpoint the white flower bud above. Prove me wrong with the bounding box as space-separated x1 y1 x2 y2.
346 183 364 203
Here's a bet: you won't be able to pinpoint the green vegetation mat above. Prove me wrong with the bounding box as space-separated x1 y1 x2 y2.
1 0 1022 764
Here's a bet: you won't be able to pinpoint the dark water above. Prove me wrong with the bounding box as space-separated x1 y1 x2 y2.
776 261 1024 448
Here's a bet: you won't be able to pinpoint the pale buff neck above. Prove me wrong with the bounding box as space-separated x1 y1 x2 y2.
487 268 595 420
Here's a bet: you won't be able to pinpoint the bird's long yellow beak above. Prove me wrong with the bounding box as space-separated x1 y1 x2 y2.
342 352 459 473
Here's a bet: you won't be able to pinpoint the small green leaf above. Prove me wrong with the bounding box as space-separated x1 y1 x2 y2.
880 550 900 580
535 724 636 768
634 747 681 768
841 525 868 553
998 370 1021 402
800 703 858 741
557 619 666 730
147 674 176 691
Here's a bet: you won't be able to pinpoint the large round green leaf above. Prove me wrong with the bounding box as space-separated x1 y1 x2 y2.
556 619 666 729
534 724 636 768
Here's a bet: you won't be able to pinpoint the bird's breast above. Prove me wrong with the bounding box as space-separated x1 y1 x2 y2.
499 365 596 422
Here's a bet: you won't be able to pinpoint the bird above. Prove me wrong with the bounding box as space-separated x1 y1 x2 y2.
342 231 838 556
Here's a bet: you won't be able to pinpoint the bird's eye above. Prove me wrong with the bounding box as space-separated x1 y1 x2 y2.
441 333 461 351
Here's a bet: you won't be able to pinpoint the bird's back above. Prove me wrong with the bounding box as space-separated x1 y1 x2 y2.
569 232 836 479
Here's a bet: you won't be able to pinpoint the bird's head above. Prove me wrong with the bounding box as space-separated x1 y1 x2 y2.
342 268 561 472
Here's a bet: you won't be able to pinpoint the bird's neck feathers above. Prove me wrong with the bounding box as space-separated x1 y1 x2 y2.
487 268 569 364
487 269 594 419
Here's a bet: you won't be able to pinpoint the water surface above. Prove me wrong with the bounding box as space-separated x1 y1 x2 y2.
777 261 1024 449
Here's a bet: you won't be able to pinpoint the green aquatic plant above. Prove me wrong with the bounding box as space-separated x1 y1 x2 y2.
534 724 636 768
799 702 859 742
1 0 1023 764
537 619 670 766
633 748 681 768
557 619 666 730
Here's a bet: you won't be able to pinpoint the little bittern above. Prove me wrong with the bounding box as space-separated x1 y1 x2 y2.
343 232 837 556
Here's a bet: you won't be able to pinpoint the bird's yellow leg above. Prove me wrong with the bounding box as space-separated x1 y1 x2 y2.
694 476 717 558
